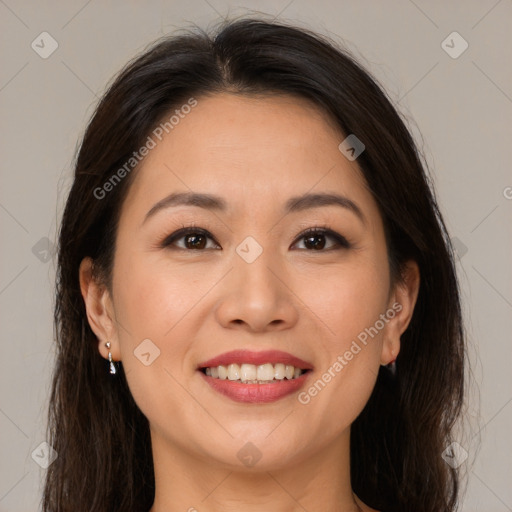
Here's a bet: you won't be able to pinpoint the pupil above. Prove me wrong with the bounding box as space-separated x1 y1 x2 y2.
305 234 325 250
186 234 206 249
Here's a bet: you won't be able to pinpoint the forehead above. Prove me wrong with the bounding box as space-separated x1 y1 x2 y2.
120 93 378 223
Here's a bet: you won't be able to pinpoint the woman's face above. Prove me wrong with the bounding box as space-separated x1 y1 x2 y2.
85 93 415 471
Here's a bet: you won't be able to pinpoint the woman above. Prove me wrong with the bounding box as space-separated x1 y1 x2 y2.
43 17 465 512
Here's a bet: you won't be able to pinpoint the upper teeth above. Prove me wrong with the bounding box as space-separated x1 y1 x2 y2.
204 363 303 382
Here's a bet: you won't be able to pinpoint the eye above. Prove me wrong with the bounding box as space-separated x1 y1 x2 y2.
161 227 220 250
291 227 350 251
160 225 349 251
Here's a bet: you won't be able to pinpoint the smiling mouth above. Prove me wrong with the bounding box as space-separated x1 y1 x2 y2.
200 362 311 384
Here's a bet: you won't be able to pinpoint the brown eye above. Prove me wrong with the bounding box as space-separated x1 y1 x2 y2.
162 228 220 250
304 233 327 250
292 228 350 251
184 233 207 249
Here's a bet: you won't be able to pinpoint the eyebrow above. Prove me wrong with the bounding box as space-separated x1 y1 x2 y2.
144 192 227 223
144 191 365 224
284 192 365 224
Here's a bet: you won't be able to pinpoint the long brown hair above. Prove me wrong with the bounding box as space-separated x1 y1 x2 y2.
43 17 465 512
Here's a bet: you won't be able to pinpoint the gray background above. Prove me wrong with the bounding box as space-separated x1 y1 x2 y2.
1 0 511 510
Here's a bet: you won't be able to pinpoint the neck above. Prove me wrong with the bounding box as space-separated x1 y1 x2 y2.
148 426 364 512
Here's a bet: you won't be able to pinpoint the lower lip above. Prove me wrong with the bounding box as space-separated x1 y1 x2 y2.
198 371 311 403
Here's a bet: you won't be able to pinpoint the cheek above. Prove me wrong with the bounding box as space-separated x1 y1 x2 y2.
299 250 390 345
110 253 198 435
293 252 390 427
113 246 196 337
110 247 188 373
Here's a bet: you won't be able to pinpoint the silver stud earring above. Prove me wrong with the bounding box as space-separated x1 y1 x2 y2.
105 341 117 375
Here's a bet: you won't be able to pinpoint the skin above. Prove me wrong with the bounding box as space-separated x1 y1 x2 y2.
80 93 419 512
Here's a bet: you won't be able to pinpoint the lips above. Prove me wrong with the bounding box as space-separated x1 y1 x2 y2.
197 349 314 370
197 349 313 404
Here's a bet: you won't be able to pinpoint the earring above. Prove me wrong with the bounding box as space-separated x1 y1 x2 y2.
386 358 397 376
105 341 117 375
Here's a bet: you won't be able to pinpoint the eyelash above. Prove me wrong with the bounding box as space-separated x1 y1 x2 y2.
159 223 351 251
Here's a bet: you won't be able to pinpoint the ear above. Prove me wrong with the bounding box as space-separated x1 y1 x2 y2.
380 260 420 365
79 257 121 361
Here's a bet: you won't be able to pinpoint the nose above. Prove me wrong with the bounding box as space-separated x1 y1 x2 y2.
214 248 299 333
